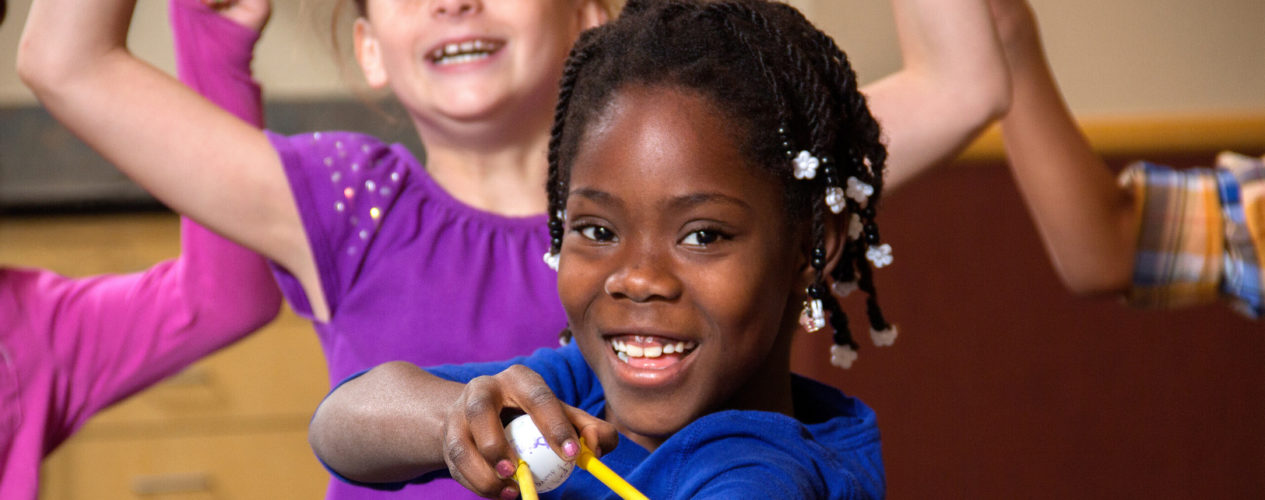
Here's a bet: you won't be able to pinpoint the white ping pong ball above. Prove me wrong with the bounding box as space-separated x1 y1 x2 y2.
504 414 575 492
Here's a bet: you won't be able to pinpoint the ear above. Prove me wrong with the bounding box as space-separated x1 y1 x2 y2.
575 0 610 31
800 211 848 284
353 17 388 89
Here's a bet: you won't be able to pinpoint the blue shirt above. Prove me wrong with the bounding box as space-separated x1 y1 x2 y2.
337 344 885 499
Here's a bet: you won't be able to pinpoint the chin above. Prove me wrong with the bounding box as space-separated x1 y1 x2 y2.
606 391 700 444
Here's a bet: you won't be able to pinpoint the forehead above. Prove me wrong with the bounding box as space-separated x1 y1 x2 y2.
569 86 780 202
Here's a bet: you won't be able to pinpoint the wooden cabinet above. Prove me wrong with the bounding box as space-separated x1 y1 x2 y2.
38 310 331 500
0 213 331 499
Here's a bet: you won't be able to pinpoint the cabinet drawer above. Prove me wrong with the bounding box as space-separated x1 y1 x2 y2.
41 428 328 500
86 310 328 426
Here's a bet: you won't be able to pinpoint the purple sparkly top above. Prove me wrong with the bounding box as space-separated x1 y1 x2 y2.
267 131 566 500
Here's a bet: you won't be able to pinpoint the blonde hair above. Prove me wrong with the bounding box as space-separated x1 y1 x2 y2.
597 0 626 18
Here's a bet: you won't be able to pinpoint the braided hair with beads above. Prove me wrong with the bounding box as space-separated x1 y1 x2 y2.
544 0 897 367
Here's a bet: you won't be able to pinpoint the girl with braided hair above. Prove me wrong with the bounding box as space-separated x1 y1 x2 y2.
20 0 1002 495
310 1 897 497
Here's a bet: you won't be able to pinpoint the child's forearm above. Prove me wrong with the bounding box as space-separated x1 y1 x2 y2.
996 2 1136 295
170 0 281 345
861 0 1011 190
309 362 463 484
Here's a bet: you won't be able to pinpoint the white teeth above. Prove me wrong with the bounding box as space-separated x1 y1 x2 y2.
436 53 490 66
610 338 696 362
459 41 474 52
445 43 459 55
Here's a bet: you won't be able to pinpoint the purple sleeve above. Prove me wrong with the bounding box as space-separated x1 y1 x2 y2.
265 131 410 317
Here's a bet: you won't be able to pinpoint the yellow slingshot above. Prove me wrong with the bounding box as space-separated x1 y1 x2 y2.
515 439 648 500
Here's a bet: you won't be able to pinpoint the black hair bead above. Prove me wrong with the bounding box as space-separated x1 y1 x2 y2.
808 283 825 299
864 225 880 244
551 237 563 248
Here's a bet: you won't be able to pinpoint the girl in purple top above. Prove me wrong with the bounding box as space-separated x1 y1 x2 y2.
0 1 278 498
20 0 1008 497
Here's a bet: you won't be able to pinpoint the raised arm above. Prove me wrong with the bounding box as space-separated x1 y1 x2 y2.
989 0 1136 294
860 0 1012 190
33 0 285 452
17 0 328 319
170 0 280 336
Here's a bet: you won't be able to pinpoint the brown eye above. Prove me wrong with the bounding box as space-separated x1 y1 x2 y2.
579 225 616 242
681 229 725 247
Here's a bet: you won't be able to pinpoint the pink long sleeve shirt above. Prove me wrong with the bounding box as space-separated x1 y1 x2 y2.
0 3 279 498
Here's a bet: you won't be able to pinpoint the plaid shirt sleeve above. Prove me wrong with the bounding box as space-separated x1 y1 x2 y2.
1120 152 1264 318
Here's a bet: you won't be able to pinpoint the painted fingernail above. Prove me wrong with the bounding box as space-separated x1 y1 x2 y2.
495 459 516 479
500 485 519 500
563 439 580 458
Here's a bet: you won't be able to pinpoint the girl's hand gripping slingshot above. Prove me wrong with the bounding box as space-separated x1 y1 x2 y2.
506 415 647 500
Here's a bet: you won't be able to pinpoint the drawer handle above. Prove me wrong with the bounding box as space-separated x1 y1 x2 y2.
159 367 211 387
130 472 212 495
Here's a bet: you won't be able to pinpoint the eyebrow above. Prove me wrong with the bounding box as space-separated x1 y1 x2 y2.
665 192 752 211
568 188 751 211
570 188 622 208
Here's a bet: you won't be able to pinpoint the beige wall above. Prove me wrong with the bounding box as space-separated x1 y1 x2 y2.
0 0 349 104
2 0 1263 114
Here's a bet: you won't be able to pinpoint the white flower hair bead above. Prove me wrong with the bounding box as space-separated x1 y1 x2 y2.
845 176 873 205
798 299 826 333
542 251 560 271
847 213 863 241
870 325 898 347
825 187 846 214
793 150 820 180
866 243 893 268
832 280 858 298
830 344 858 369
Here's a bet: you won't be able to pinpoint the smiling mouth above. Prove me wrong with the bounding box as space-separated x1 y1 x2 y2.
609 335 698 369
428 39 505 66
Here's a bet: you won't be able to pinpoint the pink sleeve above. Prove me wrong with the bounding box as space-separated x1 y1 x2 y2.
163 0 283 391
0 0 284 469
168 0 281 364
70 0 283 421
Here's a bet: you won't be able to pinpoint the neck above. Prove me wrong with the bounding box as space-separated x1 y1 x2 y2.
409 102 554 216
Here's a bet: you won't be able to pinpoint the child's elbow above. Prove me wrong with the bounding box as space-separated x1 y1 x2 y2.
15 39 50 93
1058 269 1131 298
16 36 74 98
1050 250 1134 298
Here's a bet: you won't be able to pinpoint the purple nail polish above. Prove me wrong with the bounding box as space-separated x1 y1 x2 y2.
500 486 519 500
563 440 579 458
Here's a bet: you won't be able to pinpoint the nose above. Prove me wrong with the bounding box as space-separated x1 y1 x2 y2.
432 0 481 17
603 249 682 303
